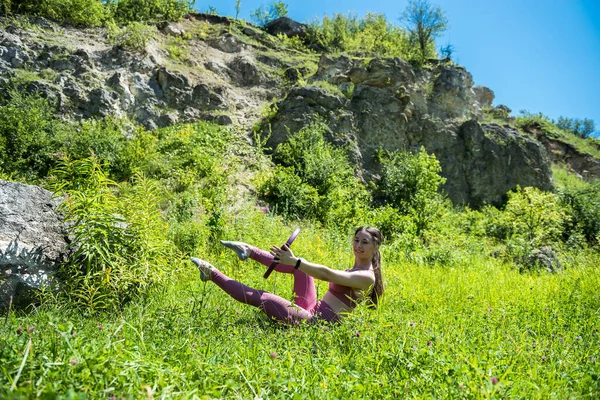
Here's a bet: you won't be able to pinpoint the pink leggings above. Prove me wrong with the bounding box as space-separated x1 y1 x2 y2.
209 247 339 323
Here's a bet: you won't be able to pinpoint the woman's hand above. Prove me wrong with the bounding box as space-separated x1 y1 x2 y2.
270 244 297 266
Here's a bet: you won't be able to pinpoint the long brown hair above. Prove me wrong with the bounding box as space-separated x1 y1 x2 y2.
355 226 384 308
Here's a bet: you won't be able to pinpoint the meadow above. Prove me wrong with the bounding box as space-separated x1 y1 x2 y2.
2 208 599 399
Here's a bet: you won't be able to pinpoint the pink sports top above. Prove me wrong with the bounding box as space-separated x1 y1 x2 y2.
327 268 366 308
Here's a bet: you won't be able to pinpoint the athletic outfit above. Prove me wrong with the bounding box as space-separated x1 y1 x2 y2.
208 246 360 323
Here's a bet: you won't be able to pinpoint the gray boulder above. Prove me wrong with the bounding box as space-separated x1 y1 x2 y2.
264 17 308 38
473 85 495 107
207 33 244 53
228 56 263 86
0 180 69 310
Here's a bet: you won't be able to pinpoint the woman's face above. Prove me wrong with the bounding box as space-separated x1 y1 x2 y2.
353 230 378 262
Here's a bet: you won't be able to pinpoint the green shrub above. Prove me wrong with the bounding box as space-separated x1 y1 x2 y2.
376 147 447 234
0 89 63 181
57 117 133 176
503 186 566 246
107 0 194 23
107 20 157 52
262 120 370 225
466 186 567 263
256 165 320 220
305 12 419 60
7 0 109 26
554 168 600 245
273 121 353 194
48 156 171 311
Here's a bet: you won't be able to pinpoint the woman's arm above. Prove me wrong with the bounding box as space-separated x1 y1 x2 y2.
271 245 375 290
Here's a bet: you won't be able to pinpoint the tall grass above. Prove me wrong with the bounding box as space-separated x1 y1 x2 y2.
2 212 599 398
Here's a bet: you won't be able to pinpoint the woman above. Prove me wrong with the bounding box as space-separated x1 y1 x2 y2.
191 226 383 324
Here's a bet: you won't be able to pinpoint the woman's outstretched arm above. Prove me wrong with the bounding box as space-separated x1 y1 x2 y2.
271 245 375 290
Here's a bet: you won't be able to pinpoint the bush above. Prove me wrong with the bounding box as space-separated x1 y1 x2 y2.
261 120 370 225
108 0 194 23
305 12 419 60
7 0 109 26
503 186 566 246
376 147 447 234
48 156 171 311
0 89 63 181
106 21 157 52
257 166 320 220
250 1 288 27
6 0 193 26
555 170 600 245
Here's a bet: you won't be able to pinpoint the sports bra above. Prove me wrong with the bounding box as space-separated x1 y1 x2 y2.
327 268 367 308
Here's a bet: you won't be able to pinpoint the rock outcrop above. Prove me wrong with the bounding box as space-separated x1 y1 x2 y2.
0 180 69 310
0 16 580 207
261 55 552 206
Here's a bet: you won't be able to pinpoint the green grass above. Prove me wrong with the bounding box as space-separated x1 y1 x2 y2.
2 216 599 399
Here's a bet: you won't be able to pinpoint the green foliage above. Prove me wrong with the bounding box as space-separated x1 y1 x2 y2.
250 1 288 26
465 186 567 265
0 89 63 181
106 20 157 52
234 0 241 20
166 36 191 61
258 121 369 226
6 0 109 26
555 116 596 138
376 147 447 234
276 33 311 52
516 110 600 159
554 167 600 245
56 117 132 177
256 165 320 219
107 0 195 24
47 156 171 311
305 12 419 60
503 186 566 246
515 110 561 137
6 0 193 26
147 122 232 192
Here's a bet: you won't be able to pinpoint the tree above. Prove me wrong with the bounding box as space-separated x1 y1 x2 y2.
250 1 288 26
556 116 596 138
399 0 448 61
235 0 241 20
439 43 454 60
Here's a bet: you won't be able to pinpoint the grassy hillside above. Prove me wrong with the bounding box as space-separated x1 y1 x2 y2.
1 7 599 399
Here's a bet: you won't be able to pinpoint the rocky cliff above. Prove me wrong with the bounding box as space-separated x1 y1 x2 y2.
0 14 557 206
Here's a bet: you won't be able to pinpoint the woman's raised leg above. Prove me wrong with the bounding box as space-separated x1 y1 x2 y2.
191 258 313 323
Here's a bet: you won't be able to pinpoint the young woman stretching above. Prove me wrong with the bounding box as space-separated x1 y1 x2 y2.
191 226 384 324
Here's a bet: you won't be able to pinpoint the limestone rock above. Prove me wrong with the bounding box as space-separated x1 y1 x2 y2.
524 247 562 273
161 23 186 37
0 180 69 310
473 85 495 107
228 56 262 86
264 17 308 38
428 66 480 120
207 33 244 53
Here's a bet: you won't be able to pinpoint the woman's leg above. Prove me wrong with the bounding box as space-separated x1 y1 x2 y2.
208 266 313 323
248 246 317 311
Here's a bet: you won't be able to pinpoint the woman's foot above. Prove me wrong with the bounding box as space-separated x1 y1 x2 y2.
190 258 213 281
220 241 250 261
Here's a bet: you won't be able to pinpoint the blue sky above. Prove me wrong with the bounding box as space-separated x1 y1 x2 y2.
204 0 600 135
